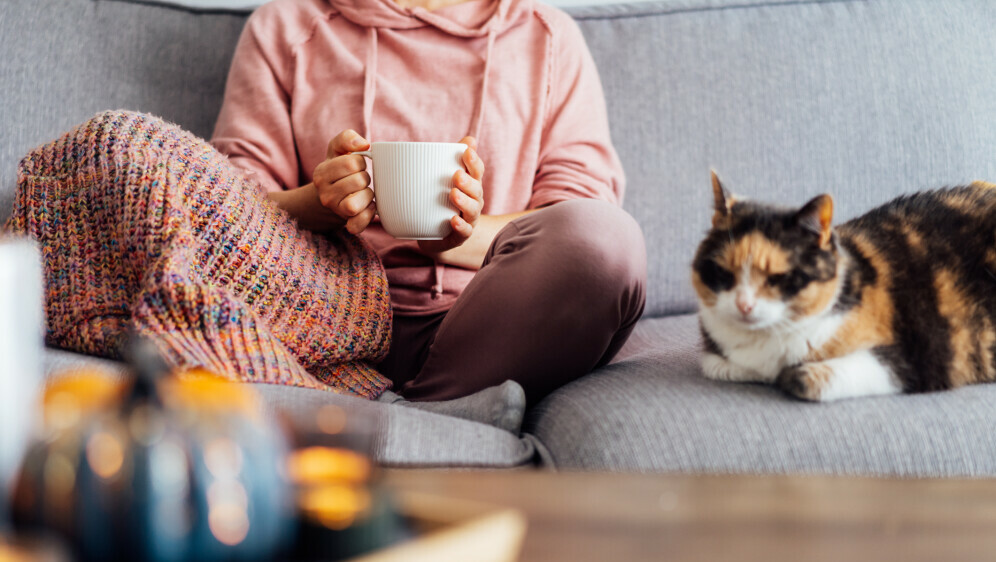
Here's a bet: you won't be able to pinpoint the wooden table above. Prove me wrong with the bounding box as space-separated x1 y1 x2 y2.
381 468 996 562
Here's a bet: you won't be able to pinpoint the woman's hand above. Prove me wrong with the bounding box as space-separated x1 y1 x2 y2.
418 136 485 255
314 129 376 234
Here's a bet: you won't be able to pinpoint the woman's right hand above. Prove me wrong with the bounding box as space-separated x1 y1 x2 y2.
314 129 376 234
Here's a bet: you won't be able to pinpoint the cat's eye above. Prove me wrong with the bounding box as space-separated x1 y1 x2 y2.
773 270 813 296
699 260 735 291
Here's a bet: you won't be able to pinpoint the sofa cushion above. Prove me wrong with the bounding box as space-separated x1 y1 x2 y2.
526 314 996 476
44 348 537 468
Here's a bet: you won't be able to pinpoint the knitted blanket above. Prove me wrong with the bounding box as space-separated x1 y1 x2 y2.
4 111 392 398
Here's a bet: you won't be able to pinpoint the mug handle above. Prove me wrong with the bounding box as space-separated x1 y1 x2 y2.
353 150 373 193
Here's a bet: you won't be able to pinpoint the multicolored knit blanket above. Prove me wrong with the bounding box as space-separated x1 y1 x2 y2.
4 111 392 398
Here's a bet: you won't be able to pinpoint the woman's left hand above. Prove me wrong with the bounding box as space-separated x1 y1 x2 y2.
417 136 485 255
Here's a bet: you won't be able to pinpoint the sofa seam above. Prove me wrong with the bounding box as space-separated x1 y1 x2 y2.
97 0 253 15
565 0 868 22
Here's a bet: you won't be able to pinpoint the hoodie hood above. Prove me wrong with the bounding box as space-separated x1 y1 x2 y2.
328 0 528 37
328 0 534 143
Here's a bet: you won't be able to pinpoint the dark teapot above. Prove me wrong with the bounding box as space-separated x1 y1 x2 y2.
12 340 293 561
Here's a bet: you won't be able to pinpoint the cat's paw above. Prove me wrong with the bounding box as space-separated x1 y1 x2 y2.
776 363 834 401
701 353 766 383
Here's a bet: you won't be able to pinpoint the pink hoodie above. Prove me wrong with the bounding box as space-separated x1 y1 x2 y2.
211 0 624 315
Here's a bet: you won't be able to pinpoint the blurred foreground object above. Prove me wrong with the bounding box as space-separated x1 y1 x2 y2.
0 238 44 501
284 402 409 560
0 534 71 562
351 491 528 562
282 406 525 562
11 338 292 561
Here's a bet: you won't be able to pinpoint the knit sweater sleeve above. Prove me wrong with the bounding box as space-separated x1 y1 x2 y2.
529 11 625 209
210 5 300 193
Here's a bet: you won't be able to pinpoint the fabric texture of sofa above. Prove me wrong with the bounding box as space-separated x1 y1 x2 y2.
3 0 996 475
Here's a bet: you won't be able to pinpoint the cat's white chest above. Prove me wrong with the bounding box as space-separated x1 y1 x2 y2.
701 310 843 381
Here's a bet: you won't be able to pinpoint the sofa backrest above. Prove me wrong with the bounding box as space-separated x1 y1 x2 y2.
0 0 247 226
3 0 996 317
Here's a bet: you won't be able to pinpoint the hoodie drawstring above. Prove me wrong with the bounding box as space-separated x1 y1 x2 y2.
362 27 379 141
360 19 498 301
431 263 445 299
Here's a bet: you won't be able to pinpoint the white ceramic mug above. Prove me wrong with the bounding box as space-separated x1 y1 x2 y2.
354 142 467 240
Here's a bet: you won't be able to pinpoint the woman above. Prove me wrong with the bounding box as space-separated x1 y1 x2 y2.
210 0 647 431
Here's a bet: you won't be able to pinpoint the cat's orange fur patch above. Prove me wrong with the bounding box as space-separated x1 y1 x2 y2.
934 269 993 387
985 249 996 280
939 190 980 214
901 223 927 257
719 233 790 279
787 277 838 319
979 316 996 384
808 232 894 361
970 180 996 190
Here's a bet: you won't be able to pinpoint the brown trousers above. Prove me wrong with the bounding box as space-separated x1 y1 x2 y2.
376 199 647 405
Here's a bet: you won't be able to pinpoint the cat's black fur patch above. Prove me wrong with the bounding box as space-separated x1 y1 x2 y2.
775 364 808 399
833 237 876 313
700 323 722 356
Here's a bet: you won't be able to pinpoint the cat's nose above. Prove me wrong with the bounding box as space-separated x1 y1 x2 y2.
736 294 755 316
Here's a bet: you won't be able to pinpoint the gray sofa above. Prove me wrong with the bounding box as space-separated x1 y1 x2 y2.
4 0 996 476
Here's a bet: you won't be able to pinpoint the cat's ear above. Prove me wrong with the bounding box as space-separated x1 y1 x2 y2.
795 194 834 249
711 170 736 228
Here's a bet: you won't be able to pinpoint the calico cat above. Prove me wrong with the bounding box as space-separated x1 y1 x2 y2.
692 171 996 401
